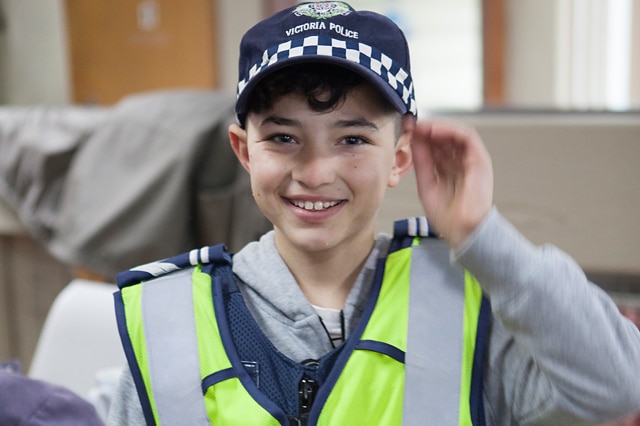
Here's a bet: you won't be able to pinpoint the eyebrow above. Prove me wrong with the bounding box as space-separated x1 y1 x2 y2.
260 115 379 131
260 115 301 127
335 118 379 131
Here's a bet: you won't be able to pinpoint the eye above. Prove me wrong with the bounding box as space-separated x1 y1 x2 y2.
269 134 296 144
341 135 367 146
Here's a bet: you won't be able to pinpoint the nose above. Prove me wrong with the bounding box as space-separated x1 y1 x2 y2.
291 144 336 189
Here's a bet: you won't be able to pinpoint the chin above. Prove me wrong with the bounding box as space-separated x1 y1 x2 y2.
294 233 336 252
276 227 338 252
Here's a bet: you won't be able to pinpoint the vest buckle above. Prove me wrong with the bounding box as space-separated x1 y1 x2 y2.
289 374 318 426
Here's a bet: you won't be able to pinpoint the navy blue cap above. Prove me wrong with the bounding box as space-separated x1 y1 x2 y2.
235 2 416 123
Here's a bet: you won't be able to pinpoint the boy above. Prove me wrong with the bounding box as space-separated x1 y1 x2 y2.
108 2 640 425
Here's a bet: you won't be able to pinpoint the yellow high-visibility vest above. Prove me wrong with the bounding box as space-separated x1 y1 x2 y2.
115 218 490 425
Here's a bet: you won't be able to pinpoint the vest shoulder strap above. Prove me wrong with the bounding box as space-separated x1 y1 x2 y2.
392 217 489 426
115 244 233 425
116 244 231 289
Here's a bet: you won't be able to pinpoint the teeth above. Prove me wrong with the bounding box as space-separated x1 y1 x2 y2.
293 200 340 211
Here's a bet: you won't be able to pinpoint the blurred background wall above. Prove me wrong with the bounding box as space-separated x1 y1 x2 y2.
1 0 638 108
0 0 639 368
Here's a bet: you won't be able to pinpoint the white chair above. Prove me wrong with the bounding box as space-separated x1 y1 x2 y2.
28 279 125 401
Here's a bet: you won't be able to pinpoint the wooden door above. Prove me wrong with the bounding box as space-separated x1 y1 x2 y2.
65 0 218 105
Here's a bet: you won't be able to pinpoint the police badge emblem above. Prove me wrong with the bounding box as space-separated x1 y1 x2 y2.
293 2 352 19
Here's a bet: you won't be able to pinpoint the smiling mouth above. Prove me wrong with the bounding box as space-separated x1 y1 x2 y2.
291 200 343 211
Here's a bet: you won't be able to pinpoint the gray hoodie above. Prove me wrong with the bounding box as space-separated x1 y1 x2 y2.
108 208 640 425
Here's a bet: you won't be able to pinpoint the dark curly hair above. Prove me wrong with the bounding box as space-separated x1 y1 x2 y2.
244 62 397 120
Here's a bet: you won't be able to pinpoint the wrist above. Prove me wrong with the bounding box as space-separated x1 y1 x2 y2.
448 207 494 251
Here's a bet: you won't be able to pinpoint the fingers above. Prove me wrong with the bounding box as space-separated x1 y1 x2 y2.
412 121 472 183
410 122 438 190
412 120 490 175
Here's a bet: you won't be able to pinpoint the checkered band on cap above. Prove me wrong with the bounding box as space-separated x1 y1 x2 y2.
237 35 417 116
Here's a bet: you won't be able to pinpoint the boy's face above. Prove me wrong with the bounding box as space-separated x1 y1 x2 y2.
230 82 413 257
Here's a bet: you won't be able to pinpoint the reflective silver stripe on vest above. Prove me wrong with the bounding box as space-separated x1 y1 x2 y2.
404 238 465 426
142 268 210 425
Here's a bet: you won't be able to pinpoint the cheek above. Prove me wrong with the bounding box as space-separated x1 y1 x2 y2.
248 154 284 192
350 157 391 194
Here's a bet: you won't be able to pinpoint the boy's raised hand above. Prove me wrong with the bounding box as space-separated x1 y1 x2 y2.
410 120 494 249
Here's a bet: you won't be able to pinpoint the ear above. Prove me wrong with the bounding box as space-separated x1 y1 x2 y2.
388 116 415 188
229 123 251 173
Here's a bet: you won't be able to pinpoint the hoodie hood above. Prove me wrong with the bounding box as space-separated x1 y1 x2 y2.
232 230 390 362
